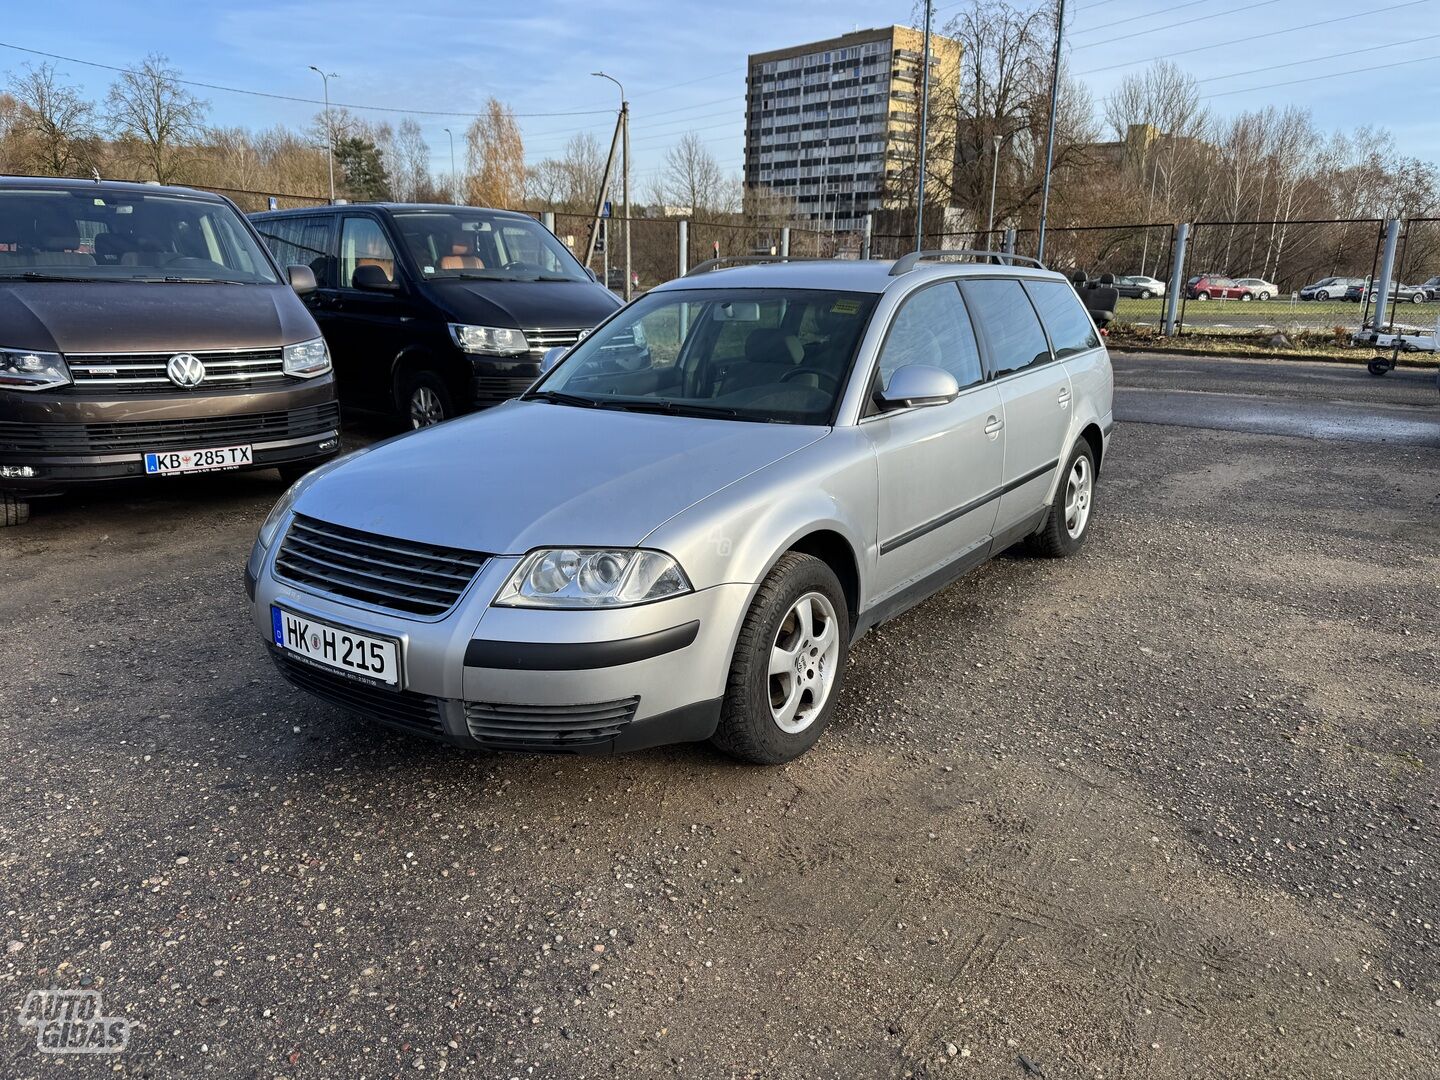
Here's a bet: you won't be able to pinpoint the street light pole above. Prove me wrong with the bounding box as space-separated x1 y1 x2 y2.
986 134 1003 250
914 0 933 252
1036 0 1066 264
309 66 338 204
443 127 456 202
593 72 630 301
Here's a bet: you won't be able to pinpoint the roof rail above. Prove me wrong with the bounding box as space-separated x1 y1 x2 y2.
888 249 1047 276
683 254 819 277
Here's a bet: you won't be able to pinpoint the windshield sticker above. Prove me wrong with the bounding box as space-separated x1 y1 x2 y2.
831 299 860 315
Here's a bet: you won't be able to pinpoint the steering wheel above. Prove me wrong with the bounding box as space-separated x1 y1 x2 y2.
779 367 841 394
500 260 547 274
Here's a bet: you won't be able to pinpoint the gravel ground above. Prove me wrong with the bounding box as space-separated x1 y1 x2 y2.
1 356 1437 1079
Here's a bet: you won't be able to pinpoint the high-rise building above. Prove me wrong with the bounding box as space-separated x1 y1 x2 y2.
744 25 962 233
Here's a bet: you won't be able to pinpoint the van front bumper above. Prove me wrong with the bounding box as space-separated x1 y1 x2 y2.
251 543 749 755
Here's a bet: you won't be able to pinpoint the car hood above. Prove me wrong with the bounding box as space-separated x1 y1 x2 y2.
0 281 316 352
429 278 621 329
295 400 828 554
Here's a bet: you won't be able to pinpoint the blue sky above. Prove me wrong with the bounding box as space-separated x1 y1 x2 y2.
1 0 1435 198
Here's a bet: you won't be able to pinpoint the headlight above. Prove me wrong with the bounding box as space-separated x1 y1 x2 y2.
283 337 331 378
494 548 691 609
449 324 529 356
0 348 70 391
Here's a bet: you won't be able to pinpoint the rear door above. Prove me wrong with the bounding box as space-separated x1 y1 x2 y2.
962 277 1072 538
864 281 1004 603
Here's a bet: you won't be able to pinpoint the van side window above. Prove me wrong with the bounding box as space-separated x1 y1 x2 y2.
256 216 334 288
876 282 983 390
1024 279 1100 359
339 217 396 288
961 278 1052 377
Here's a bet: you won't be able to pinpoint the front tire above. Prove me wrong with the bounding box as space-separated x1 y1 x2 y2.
401 369 455 429
1138 289 1151 299
1368 358 1392 376
1027 441 1097 559
1240 292 1253 302
712 553 849 765
1196 291 1210 301
1 492 30 527
1315 290 1329 301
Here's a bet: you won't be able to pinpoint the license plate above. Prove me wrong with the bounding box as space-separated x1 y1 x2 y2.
271 606 401 688
144 444 253 475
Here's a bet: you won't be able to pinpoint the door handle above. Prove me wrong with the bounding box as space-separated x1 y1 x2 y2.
983 415 1004 439
1057 387 1071 409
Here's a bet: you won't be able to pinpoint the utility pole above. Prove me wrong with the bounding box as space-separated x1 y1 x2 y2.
986 134 1003 250
914 0 933 253
585 112 622 270
442 127 456 201
1036 0 1066 264
594 72 631 301
309 66 338 204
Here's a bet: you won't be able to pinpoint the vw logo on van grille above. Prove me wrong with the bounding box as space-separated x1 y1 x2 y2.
166 353 207 388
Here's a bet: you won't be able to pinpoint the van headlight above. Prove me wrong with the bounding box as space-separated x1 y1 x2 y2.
449 324 529 356
283 338 331 378
494 548 691 608
0 348 70 391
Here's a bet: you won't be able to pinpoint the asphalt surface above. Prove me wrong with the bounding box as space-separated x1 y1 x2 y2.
2 353 1438 1079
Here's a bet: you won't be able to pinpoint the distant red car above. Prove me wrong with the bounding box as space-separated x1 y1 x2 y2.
1185 275 1256 301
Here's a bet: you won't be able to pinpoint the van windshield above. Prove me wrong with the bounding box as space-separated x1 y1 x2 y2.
0 189 279 284
392 209 588 283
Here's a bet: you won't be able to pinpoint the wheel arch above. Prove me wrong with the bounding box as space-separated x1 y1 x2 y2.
785 529 862 631
1078 421 1105 473
390 345 469 412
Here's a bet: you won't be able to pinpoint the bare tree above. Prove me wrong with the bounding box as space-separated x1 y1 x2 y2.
392 118 431 202
105 54 207 183
526 133 608 211
464 98 525 209
655 133 729 214
4 63 101 176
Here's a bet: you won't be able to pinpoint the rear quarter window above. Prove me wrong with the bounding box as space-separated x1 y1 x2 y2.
1024 279 1101 360
961 278 1051 378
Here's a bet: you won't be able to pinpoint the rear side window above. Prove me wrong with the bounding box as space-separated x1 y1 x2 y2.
962 278 1051 377
1024 279 1100 359
876 282 983 390
254 215 334 288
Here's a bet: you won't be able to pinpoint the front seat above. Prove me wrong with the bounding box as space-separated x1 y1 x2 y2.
439 234 484 271
715 328 803 396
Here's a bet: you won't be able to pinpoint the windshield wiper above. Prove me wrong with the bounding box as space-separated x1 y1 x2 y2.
0 271 113 282
520 389 601 408
596 399 740 419
133 276 253 285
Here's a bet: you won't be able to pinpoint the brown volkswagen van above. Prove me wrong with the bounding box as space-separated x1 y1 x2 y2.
0 177 340 526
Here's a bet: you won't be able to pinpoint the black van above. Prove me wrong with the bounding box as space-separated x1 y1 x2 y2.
250 204 622 427
0 177 340 527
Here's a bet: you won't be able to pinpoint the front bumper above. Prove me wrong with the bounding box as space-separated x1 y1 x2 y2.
470 357 543 409
250 543 750 754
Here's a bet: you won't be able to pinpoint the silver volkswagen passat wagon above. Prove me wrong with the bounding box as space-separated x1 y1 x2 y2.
247 252 1114 763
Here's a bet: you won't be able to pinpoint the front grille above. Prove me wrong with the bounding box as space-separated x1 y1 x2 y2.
473 373 537 407
0 402 340 456
274 514 488 618
271 650 444 735
464 698 639 748
68 348 286 394
523 327 587 356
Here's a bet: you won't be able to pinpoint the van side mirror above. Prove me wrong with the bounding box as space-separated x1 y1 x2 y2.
540 347 567 374
875 365 961 411
287 264 316 295
352 264 398 291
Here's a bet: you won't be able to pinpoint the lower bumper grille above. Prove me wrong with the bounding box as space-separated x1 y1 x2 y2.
472 374 539 407
271 650 444 735
0 402 340 456
464 697 639 748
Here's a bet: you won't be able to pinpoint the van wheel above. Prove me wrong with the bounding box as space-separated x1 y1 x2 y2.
2 492 31 527
713 553 849 765
1027 442 1096 559
401 370 454 429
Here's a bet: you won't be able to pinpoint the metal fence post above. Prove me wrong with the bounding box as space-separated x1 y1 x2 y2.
1370 217 1401 333
861 214 873 260
780 227 791 258
541 211 555 233
1002 228 1016 256
678 219 688 277
1162 223 1190 336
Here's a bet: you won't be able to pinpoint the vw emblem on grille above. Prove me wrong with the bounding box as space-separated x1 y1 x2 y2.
166 353 206 388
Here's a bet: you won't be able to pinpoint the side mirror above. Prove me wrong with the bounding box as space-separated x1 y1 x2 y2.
287 264 316 295
351 263 398 291
540 346 567 374
584 267 598 283
875 365 961 411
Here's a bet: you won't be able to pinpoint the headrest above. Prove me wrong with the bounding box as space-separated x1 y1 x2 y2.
745 329 803 365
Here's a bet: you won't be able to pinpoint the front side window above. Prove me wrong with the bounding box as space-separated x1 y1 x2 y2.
1024 279 1100 360
339 216 396 288
962 278 1051 378
532 288 878 425
392 209 587 282
0 189 278 283
875 281 983 389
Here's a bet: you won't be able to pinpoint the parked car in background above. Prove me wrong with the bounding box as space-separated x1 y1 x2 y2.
251 204 622 428
248 253 1113 763
0 177 339 527
1113 274 1166 299
1417 275 1440 301
1185 275 1255 301
1342 279 1427 304
1299 276 1363 301
1234 277 1278 300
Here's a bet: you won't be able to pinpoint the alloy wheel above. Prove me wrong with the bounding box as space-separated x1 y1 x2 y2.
410 386 445 428
1064 456 1093 539
767 591 841 734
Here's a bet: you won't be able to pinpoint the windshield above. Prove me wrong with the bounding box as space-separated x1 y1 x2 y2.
0 189 278 283
530 288 879 425
392 209 588 282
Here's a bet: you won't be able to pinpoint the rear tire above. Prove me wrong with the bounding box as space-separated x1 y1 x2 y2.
1368 359 1392 377
2 492 30 527
1240 292 1253 302
1196 291 1210 301
1258 291 1272 301
1315 290 1329 301
400 369 455 429
1027 441 1097 559
1138 289 1151 299
712 553 849 765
